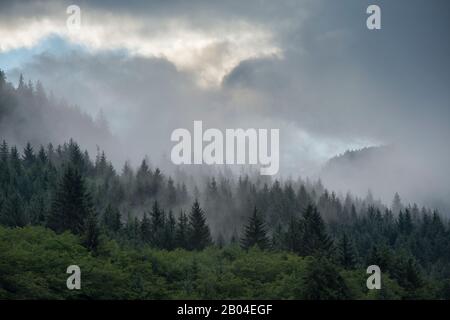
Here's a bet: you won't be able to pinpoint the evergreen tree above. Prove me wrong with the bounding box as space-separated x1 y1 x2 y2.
175 210 189 249
164 210 176 250
47 166 92 234
22 142 35 166
297 184 311 212
152 168 163 196
150 201 165 247
28 194 47 225
37 146 48 164
179 183 188 204
398 209 413 235
165 177 177 207
136 159 151 202
140 213 151 244
95 151 108 175
392 192 403 215
188 200 212 250
241 206 270 250
68 140 85 173
0 193 27 227
17 73 25 93
0 140 8 162
102 204 122 233
83 212 100 252
35 80 46 102
302 257 352 300
336 233 357 269
298 205 333 257
9 146 21 172
271 223 286 250
125 213 140 243
285 216 301 253
367 245 393 271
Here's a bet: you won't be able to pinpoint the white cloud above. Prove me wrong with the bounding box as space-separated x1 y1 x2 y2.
0 18 62 52
0 11 281 87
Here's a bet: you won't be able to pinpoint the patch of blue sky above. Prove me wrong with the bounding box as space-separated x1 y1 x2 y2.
0 35 86 82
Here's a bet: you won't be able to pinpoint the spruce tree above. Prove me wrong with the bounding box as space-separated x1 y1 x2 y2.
83 212 100 252
9 146 21 172
285 217 301 253
336 233 357 269
28 194 47 225
47 166 92 234
0 140 8 162
37 146 48 164
150 201 165 248
0 193 27 227
164 210 176 250
102 204 122 233
297 184 311 212
165 177 177 207
175 210 189 249
17 73 25 92
151 168 163 196
241 206 270 250
68 140 85 173
271 223 286 250
398 209 413 235
188 200 212 250
23 142 35 166
299 205 333 257
125 213 140 243
392 192 403 215
140 212 151 244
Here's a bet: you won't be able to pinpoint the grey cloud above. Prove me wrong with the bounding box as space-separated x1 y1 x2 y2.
2 0 450 209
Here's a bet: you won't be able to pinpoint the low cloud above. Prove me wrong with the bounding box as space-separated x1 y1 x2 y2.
1 0 450 209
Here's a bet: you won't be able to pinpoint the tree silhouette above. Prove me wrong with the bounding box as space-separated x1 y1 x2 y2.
241 206 270 250
188 200 211 250
299 205 333 257
47 166 93 235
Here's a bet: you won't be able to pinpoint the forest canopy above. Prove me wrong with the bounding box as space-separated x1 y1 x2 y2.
1 69 450 300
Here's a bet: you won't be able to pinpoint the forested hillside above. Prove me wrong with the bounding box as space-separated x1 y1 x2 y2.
321 145 450 214
1 136 450 299
0 70 115 162
1 70 450 299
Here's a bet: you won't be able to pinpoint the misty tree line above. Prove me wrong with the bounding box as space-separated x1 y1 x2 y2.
2 69 450 298
0 70 113 160
1 138 450 279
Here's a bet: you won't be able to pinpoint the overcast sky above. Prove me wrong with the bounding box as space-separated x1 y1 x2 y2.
1 0 449 193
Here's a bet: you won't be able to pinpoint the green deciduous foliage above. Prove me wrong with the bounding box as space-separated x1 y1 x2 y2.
302 257 352 300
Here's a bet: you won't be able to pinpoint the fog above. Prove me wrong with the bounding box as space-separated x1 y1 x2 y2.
1 0 449 212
